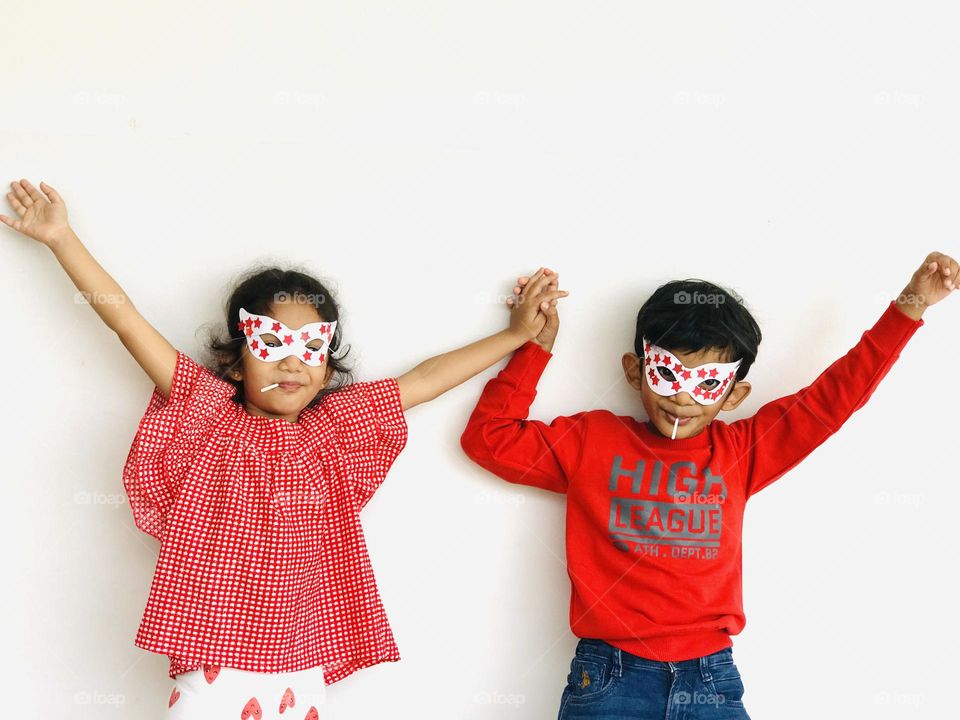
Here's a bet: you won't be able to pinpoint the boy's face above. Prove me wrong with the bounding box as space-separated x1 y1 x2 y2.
228 299 333 424
622 344 752 440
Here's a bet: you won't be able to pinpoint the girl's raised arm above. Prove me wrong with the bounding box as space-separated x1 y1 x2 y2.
395 267 568 411
2 179 178 397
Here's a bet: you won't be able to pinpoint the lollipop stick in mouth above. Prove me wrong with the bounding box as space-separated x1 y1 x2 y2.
260 383 279 393
671 415 680 440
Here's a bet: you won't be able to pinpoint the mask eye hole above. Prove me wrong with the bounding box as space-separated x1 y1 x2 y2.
656 366 676 382
259 333 282 348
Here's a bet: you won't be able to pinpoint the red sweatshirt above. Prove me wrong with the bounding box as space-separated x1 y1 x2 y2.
460 300 923 661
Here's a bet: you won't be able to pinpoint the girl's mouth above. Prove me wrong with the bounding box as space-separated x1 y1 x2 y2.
279 382 302 391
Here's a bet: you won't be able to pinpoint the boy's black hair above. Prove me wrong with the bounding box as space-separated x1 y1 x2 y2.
634 279 762 382
200 264 354 407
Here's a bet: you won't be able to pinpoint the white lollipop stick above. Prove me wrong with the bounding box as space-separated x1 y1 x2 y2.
260 383 279 393
671 415 680 440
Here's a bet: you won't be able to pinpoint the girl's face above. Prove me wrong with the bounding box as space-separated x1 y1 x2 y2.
229 299 334 423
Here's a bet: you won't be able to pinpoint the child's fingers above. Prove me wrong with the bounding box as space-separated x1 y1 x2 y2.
935 253 958 286
39 181 63 205
11 181 33 208
20 179 47 204
534 289 570 307
6 191 26 216
523 268 554 297
921 252 959 289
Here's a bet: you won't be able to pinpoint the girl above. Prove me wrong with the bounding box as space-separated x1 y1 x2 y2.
1 178 568 719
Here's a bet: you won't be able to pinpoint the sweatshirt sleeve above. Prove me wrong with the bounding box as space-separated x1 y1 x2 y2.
459 341 588 494
726 300 924 499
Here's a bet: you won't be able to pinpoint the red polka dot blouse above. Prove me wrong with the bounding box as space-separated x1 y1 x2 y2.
122 349 408 685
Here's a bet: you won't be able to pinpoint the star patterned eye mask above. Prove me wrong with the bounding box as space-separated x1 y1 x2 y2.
237 307 337 367
642 337 742 406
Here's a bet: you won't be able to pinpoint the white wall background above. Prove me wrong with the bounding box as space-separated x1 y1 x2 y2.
2 1 958 717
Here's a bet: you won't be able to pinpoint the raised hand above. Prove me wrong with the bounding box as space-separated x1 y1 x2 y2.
507 268 565 353
506 267 568 345
896 251 959 320
1 179 73 248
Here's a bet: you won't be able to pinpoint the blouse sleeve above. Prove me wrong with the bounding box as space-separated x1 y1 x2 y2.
122 350 237 542
321 378 409 510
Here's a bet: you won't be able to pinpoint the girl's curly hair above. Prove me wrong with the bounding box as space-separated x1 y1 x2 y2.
198 264 354 408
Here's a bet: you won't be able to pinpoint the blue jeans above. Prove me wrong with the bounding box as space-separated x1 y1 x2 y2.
557 639 751 720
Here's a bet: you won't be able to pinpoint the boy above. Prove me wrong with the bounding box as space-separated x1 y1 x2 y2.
460 257 957 719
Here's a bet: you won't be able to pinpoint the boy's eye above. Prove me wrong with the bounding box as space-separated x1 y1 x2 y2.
700 379 720 389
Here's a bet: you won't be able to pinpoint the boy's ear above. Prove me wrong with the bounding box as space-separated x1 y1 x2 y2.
622 352 645 390
720 381 751 411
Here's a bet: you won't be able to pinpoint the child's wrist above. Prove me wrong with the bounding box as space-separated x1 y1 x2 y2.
48 227 78 253
895 288 927 321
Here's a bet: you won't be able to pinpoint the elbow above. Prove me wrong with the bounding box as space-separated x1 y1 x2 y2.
460 421 493 465
459 425 481 460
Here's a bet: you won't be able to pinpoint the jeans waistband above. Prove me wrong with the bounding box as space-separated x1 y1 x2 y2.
574 638 734 681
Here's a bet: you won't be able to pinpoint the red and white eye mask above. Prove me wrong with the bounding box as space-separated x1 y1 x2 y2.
642 337 741 406
237 308 337 367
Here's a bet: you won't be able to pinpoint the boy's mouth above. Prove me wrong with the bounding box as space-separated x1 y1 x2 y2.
663 409 695 427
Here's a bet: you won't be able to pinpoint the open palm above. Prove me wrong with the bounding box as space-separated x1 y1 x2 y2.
1 179 71 247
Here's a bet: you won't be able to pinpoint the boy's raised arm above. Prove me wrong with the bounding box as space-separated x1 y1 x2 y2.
459 339 588 494
726 252 956 498
2 179 178 396
454 269 586 494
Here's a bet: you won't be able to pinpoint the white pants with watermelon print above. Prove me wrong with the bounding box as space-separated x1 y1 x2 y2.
166 663 327 720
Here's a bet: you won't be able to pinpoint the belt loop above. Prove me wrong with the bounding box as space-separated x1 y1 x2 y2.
699 655 712 683
611 647 622 678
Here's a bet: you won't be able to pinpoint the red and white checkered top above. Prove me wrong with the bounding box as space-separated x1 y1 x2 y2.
122 350 408 685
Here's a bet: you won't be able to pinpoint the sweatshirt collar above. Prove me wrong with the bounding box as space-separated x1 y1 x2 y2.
634 417 714 450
